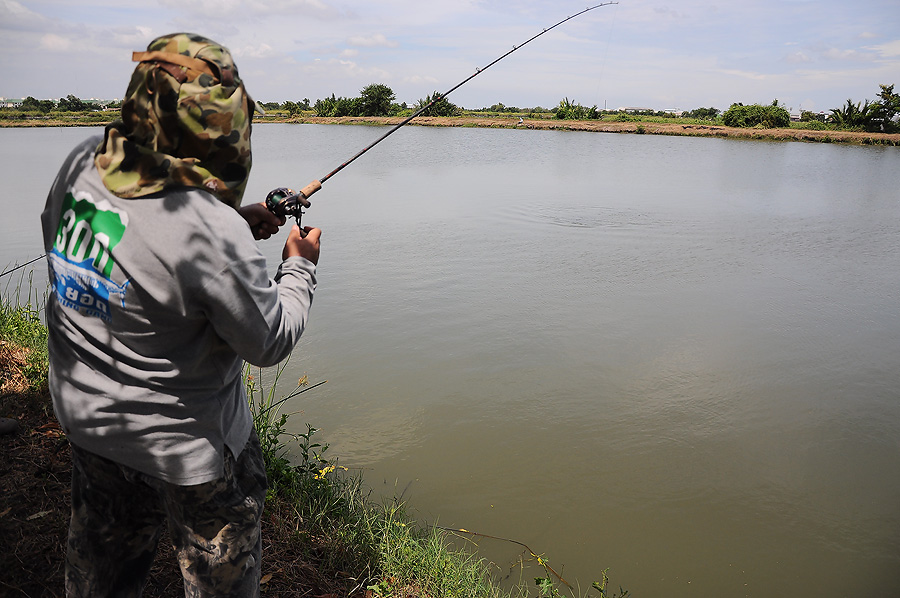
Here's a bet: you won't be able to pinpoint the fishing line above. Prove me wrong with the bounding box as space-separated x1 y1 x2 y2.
432 525 574 590
266 2 619 223
593 1 620 111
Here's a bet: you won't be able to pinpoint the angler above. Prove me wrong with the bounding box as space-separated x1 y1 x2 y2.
41 33 320 596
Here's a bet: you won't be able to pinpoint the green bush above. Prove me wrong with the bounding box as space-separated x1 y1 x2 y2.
723 102 791 128
555 98 600 120
314 94 362 117
792 120 829 131
1 278 48 393
415 92 460 117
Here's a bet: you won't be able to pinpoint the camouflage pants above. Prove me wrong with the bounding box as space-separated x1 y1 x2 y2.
65 433 268 598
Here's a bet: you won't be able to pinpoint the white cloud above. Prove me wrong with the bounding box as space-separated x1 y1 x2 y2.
866 39 900 58
233 43 277 59
39 33 71 51
1 0 34 17
0 0 46 30
298 57 391 81
785 51 812 64
157 0 341 20
652 6 690 20
348 33 398 48
714 68 769 81
109 27 155 48
0 0 896 111
402 74 439 85
822 47 872 62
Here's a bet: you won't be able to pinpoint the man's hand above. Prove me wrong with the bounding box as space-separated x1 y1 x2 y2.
239 202 286 240
283 225 321 265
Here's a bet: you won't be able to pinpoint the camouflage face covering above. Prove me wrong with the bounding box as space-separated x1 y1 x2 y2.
95 33 254 209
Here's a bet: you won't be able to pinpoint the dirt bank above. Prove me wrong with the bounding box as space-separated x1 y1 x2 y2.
4 115 899 145
0 386 348 597
289 115 900 145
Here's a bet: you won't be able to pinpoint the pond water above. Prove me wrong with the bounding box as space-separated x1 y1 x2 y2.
2 124 899 596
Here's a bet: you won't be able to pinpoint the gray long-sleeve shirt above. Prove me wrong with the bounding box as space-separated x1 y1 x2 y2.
41 136 316 485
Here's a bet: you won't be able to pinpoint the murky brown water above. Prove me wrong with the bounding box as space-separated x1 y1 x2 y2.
4 125 899 596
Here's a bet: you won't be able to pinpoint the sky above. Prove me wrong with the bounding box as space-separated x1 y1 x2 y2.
1 0 899 114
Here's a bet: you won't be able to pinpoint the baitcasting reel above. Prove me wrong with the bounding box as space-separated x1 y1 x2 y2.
265 187 310 226
265 180 322 231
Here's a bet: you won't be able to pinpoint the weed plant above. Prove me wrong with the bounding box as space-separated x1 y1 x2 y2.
245 360 381 587
369 502 509 598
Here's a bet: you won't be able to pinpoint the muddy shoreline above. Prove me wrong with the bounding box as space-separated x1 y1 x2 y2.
3 115 899 145
290 116 900 145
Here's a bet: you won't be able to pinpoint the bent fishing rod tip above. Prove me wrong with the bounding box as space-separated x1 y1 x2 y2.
264 1 617 224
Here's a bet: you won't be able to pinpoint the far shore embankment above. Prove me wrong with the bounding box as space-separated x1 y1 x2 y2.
291 115 900 145
3 114 899 145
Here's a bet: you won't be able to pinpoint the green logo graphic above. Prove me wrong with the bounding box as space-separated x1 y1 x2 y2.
50 190 129 321
54 191 127 278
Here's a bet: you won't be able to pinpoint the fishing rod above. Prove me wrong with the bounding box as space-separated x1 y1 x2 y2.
265 2 618 224
2 4 615 278
0 255 45 279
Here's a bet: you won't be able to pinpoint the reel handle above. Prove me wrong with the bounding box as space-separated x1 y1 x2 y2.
265 180 322 237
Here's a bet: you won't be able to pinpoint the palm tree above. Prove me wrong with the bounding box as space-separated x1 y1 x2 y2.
829 99 875 130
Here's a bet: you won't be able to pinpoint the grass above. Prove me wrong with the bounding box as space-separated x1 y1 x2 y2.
1 272 48 394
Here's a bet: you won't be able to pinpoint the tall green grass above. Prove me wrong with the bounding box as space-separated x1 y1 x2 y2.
1 271 48 392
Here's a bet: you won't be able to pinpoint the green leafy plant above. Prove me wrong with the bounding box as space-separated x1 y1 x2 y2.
358 83 398 117
536 574 561 597
244 361 328 497
723 100 790 128
829 98 876 131
829 84 899 132
1 274 48 392
416 92 461 117
592 568 630 598
555 97 600 120
535 565 629 598
314 93 362 117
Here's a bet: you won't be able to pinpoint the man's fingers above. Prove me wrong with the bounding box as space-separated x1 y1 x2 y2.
301 226 321 242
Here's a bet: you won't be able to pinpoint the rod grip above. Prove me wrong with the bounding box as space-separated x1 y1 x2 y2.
300 180 322 201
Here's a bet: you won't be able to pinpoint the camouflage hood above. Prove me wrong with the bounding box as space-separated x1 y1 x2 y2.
95 33 253 209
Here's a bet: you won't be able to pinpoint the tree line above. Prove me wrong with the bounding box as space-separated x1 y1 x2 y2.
718 85 899 132
826 84 899 132
6 82 898 132
9 95 120 113
553 83 898 132
273 80 898 132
